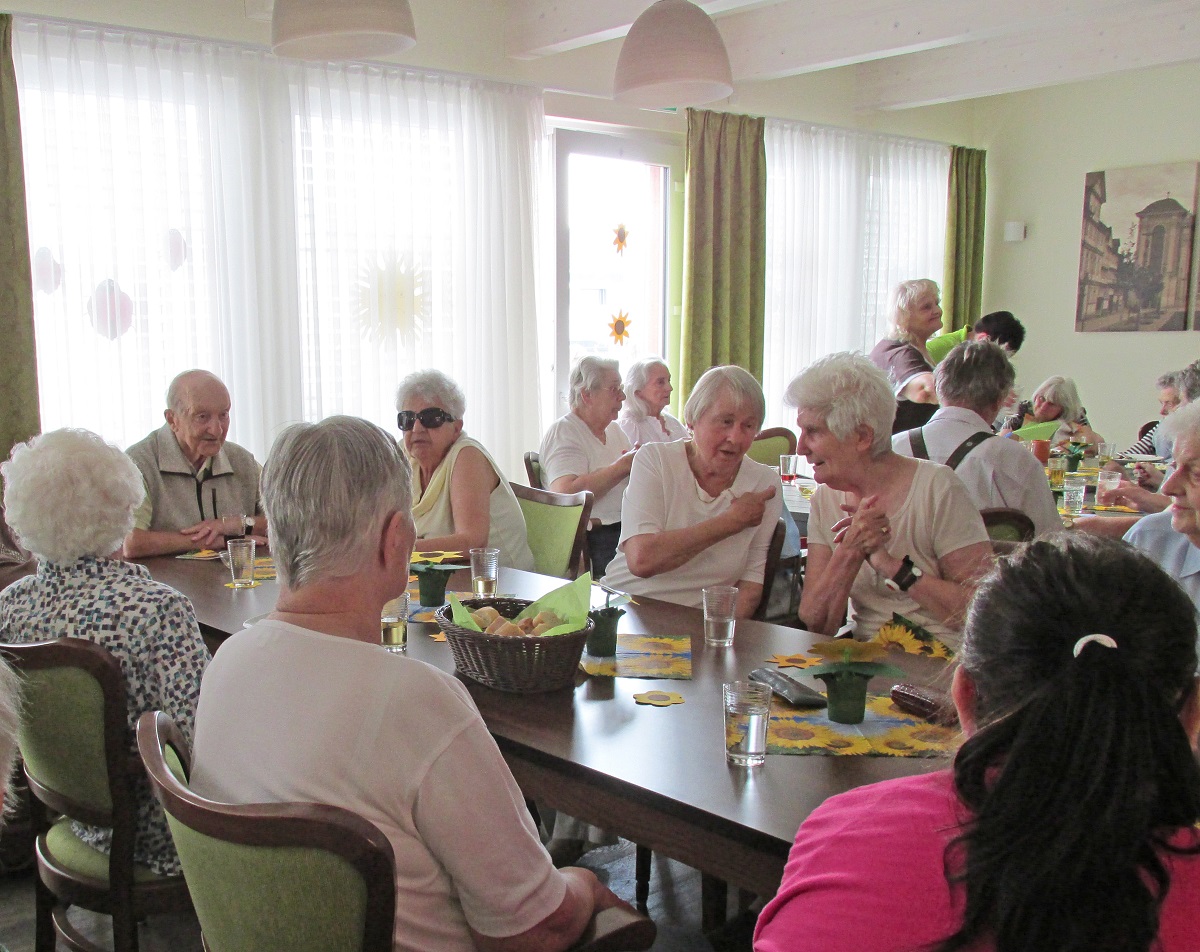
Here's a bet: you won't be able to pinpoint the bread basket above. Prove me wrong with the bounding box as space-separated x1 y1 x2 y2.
434 597 592 693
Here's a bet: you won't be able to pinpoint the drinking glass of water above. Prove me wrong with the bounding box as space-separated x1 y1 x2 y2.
1063 473 1088 516
702 585 737 647
723 681 770 767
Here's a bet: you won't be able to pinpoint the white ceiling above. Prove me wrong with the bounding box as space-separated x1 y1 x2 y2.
502 0 1200 110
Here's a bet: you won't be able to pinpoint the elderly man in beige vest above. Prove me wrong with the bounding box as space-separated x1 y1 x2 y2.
124 370 264 557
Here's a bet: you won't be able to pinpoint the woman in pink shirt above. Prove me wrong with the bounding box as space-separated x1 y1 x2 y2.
755 533 1200 952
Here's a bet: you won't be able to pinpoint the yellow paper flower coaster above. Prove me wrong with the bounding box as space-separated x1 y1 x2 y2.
427 631 447 642
411 551 464 564
223 581 262 589
633 690 684 707
769 653 819 669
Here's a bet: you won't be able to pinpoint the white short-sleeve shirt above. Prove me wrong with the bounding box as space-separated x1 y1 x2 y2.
190 622 566 952
891 406 1062 537
617 411 688 448
538 412 631 525
602 440 784 608
809 460 989 647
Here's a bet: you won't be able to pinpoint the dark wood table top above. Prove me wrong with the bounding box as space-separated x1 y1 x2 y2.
141 557 952 890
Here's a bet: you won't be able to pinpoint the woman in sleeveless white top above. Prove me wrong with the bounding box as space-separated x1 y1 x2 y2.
397 371 535 572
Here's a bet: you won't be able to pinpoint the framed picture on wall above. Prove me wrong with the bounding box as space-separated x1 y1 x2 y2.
1075 161 1199 332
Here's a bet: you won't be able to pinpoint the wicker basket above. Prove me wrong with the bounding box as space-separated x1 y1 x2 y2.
434 597 592 693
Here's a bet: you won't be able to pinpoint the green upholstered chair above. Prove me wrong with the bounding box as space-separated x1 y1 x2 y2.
524 451 546 489
138 713 657 952
137 712 395 952
511 483 594 579
746 427 797 468
3 638 192 952
980 507 1036 543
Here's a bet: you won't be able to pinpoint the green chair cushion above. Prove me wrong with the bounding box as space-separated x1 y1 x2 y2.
747 436 791 468
517 498 584 579
45 819 162 884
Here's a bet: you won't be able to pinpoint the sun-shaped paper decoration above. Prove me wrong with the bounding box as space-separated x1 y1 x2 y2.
354 255 431 345
872 623 953 660
613 224 628 254
769 653 819 669
609 311 631 345
633 690 684 707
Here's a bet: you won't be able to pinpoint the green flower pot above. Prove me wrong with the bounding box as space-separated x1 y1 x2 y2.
416 569 452 607
817 672 871 725
586 610 623 656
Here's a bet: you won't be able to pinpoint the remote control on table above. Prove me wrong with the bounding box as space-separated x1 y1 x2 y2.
749 667 827 708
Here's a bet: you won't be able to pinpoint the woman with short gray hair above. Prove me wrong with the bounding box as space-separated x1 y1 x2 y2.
395 370 534 571
618 358 687 446
787 353 991 647
1001 374 1103 446
539 356 634 575
602 366 782 616
869 278 943 433
0 428 209 876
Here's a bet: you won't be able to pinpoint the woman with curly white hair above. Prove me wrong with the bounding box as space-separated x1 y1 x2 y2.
617 358 687 447
395 370 535 571
788 354 992 648
869 278 944 433
0 428 209 876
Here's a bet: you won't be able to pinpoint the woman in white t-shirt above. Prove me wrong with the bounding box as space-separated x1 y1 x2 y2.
617 358 687 447
787 352 992 648
603 366 782 617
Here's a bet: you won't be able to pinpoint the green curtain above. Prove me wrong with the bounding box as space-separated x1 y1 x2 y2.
677 108 766 398
0 14 39 464
942 145 986 333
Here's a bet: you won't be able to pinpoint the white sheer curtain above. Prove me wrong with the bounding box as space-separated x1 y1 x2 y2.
12 18 545 480
760 119 950 432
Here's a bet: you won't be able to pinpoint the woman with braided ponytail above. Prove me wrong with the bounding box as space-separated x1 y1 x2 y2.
755 533 1200 952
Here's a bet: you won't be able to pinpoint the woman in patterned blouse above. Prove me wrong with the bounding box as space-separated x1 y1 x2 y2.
0 428 210 875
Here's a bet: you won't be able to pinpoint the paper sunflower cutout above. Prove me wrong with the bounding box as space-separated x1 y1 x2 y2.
633 690 684 707
355 255 430 345
770 653 819 670
872 622 953 660
427 631 447 642
808 640 889 663
609 311 631 345
613 224 628 255
412 551 464 564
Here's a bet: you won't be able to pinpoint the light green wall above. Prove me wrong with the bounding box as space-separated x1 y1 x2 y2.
975 61 1200 448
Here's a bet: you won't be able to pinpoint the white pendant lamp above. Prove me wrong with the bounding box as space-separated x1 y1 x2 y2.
613 0 733 109
271 0 416 60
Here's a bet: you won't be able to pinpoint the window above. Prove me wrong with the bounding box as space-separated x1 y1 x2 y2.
553 130 683 415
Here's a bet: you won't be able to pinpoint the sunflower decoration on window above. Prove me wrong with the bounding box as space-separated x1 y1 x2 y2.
354 254 430 346
609 311 631 345
613 224 629 255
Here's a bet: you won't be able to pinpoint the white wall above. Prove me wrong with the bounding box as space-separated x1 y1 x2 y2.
975 61 1200 449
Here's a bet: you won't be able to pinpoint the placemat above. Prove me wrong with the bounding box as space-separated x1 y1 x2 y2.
581 634 692 679
767 694 957 757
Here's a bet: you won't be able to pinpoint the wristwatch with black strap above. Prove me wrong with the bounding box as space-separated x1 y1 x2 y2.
883 555 923 593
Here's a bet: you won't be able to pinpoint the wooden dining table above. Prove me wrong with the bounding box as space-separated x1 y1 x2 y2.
141 556 952 914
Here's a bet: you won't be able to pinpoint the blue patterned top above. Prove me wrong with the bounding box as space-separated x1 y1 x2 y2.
0 556 210 875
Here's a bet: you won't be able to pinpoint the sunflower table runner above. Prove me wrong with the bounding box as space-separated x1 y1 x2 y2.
768 694 956 757
581 634 692 680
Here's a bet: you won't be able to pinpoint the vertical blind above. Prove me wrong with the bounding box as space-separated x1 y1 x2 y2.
12 18 545 480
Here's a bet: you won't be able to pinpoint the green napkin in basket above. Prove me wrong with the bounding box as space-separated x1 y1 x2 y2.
447 573 593 637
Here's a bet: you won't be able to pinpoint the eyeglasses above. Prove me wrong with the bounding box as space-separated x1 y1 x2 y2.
397 408 455 431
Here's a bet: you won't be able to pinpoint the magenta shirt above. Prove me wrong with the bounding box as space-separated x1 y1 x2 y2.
754 769 1200 952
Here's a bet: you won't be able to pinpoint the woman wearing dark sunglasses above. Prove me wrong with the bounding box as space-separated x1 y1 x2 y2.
395 371 535 571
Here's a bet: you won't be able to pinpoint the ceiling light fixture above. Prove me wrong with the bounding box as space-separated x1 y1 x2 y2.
271 0 416 60
613 0 733 109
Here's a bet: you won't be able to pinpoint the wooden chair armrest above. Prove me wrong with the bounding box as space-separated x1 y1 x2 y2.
569 906 657 952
